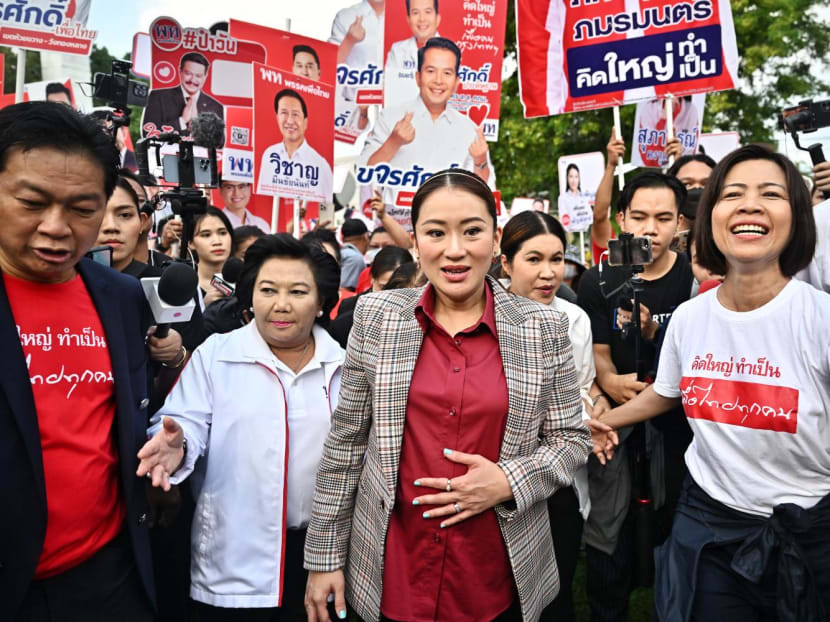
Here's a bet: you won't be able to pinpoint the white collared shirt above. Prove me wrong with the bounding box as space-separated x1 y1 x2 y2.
223 207 270 233
384 35 431 109
256 140 333 204
149 322 345 607
329 0 385 69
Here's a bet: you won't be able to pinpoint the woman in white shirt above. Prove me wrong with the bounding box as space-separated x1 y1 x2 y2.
141 234 344 621
594 145 830 621
499 210 609 621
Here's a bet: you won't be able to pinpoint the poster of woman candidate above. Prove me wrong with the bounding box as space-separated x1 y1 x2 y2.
557 151 604 233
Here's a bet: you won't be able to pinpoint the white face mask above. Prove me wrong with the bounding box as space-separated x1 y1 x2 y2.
564 263 578 280
364 247 381 263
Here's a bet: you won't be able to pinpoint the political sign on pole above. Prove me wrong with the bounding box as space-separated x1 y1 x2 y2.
698 131 740 162
557 151 604 232
515 0 739 117
632 93 705 168
222 105 255 184
0 0 96 55
253 62 334 205
383 0 508 141
141 16 266 138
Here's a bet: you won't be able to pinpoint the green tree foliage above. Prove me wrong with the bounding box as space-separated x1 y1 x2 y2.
490 0 830 205
1 47 42 91
87 44 147 141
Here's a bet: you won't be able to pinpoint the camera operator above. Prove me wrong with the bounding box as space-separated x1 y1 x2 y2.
577 172 693 622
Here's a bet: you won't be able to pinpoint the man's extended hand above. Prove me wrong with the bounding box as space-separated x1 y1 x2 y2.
137 417 185 491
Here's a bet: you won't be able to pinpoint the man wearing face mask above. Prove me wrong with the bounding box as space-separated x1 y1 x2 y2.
339 219 369 290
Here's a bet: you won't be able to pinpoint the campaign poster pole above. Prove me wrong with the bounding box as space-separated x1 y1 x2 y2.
271 196 280 233
579 230 585 262
15 48 26 103
665 96 675 168
612 106 624 190
293 198 301 239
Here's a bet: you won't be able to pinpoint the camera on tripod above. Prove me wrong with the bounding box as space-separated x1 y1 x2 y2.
608 233 653 268
89 60 148 131
780 99 830 199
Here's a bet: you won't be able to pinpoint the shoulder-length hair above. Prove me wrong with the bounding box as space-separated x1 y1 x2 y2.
694 145 816 277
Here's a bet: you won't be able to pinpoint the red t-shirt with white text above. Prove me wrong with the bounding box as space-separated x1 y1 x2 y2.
3 272 125 578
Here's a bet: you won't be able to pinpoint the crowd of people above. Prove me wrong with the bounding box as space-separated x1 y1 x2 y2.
2 55 830 622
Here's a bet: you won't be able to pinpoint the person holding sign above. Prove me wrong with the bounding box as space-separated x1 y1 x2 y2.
142 52 224 136
384 0 441 108
360 37 493 226
257 89 334 205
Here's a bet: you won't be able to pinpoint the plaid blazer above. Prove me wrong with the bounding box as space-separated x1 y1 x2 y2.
304 276 591 621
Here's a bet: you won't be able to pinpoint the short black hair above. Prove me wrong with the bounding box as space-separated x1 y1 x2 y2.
383 261 421 290
302 229 341 265
417 37 461 74
180 52 209 71
411 168 496 233
237 233 341 325
667 153 717 178
113 176 141 213
694 144 816 278
274 88 307 118
616 171 686 216
370 246 412 279
0 101 119 198
501 211 567 265
293 44 320 68
369 226 388 241
406 0 438 13
233 225 265 249
45 82 71 100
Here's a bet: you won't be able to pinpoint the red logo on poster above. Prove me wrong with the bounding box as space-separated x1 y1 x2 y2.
150 17 182 52
153 61 177 85
467 104 490 127
561 214 571 227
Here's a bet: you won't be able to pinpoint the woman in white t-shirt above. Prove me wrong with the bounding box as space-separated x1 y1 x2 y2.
499 210 609 621
593 145 830 621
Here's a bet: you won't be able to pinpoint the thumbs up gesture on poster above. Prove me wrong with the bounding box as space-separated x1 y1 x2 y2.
468 126 489 169
391 112 416 146
347 16 366 43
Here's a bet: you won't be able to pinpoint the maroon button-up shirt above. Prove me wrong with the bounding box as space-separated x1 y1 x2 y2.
380 282 515 622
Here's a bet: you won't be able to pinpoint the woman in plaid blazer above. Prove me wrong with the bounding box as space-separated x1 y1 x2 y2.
304 169 594 622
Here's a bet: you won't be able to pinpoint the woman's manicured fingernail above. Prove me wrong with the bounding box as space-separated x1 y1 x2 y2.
412 499 419 506
422 511 430 518
443 448 452 456
440 523 447 529
413 480 421 486
338 610 347 619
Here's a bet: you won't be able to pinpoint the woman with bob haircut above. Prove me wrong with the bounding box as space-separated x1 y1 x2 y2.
593 145 830 621
499 210 609 621
303 168 593 622
138 234 345 620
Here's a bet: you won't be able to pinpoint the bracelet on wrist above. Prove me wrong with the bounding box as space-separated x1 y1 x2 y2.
162 346 188 369
590 394 606 406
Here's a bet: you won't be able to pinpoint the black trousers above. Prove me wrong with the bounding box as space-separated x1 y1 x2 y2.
191 528 335 622
540 485 584 622
15 530 154 622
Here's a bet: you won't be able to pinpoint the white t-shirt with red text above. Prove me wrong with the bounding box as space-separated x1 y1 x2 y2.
654 279 830 516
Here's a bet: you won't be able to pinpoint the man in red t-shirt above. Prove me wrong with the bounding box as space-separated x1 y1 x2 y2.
0 101 183 620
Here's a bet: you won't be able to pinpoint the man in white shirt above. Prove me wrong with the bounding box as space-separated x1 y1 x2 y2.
257 89 333 205
141 52 224 137
330 0 385 70
219 179 270 233
384 0 441 109
359 38 492 227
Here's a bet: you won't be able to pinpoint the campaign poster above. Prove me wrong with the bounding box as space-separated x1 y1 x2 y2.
222 105 255 184
510 197 550 215
252 62 334 204
698 131 740 162
383 0 507 140
229 20 338 87
515 0 739 117
557 151 604 232
141 16 266 138
632 93 706 168
0 0 96 55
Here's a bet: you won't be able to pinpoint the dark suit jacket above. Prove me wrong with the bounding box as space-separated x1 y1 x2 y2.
141 86 224 136
0 259 156 617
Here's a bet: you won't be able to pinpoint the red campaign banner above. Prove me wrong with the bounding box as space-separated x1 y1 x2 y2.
229 19 337 87
252 62 334 204
0 0 96 56
515 0 739 117
141 16 266 138
222 105 255 184
680 377 798 435
383 0 507 140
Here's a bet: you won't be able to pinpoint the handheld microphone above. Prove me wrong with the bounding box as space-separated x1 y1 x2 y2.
141 262 198 339
210 257 244 297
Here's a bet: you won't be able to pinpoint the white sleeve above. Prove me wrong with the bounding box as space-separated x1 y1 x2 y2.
653 311 684 399
329 10 348 45
569 307 596 402
148 344 214 484
357 107 394 167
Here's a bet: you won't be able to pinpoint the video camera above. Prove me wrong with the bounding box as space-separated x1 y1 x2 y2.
89 59 148 131
135 112 225 260
780 99 830 175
